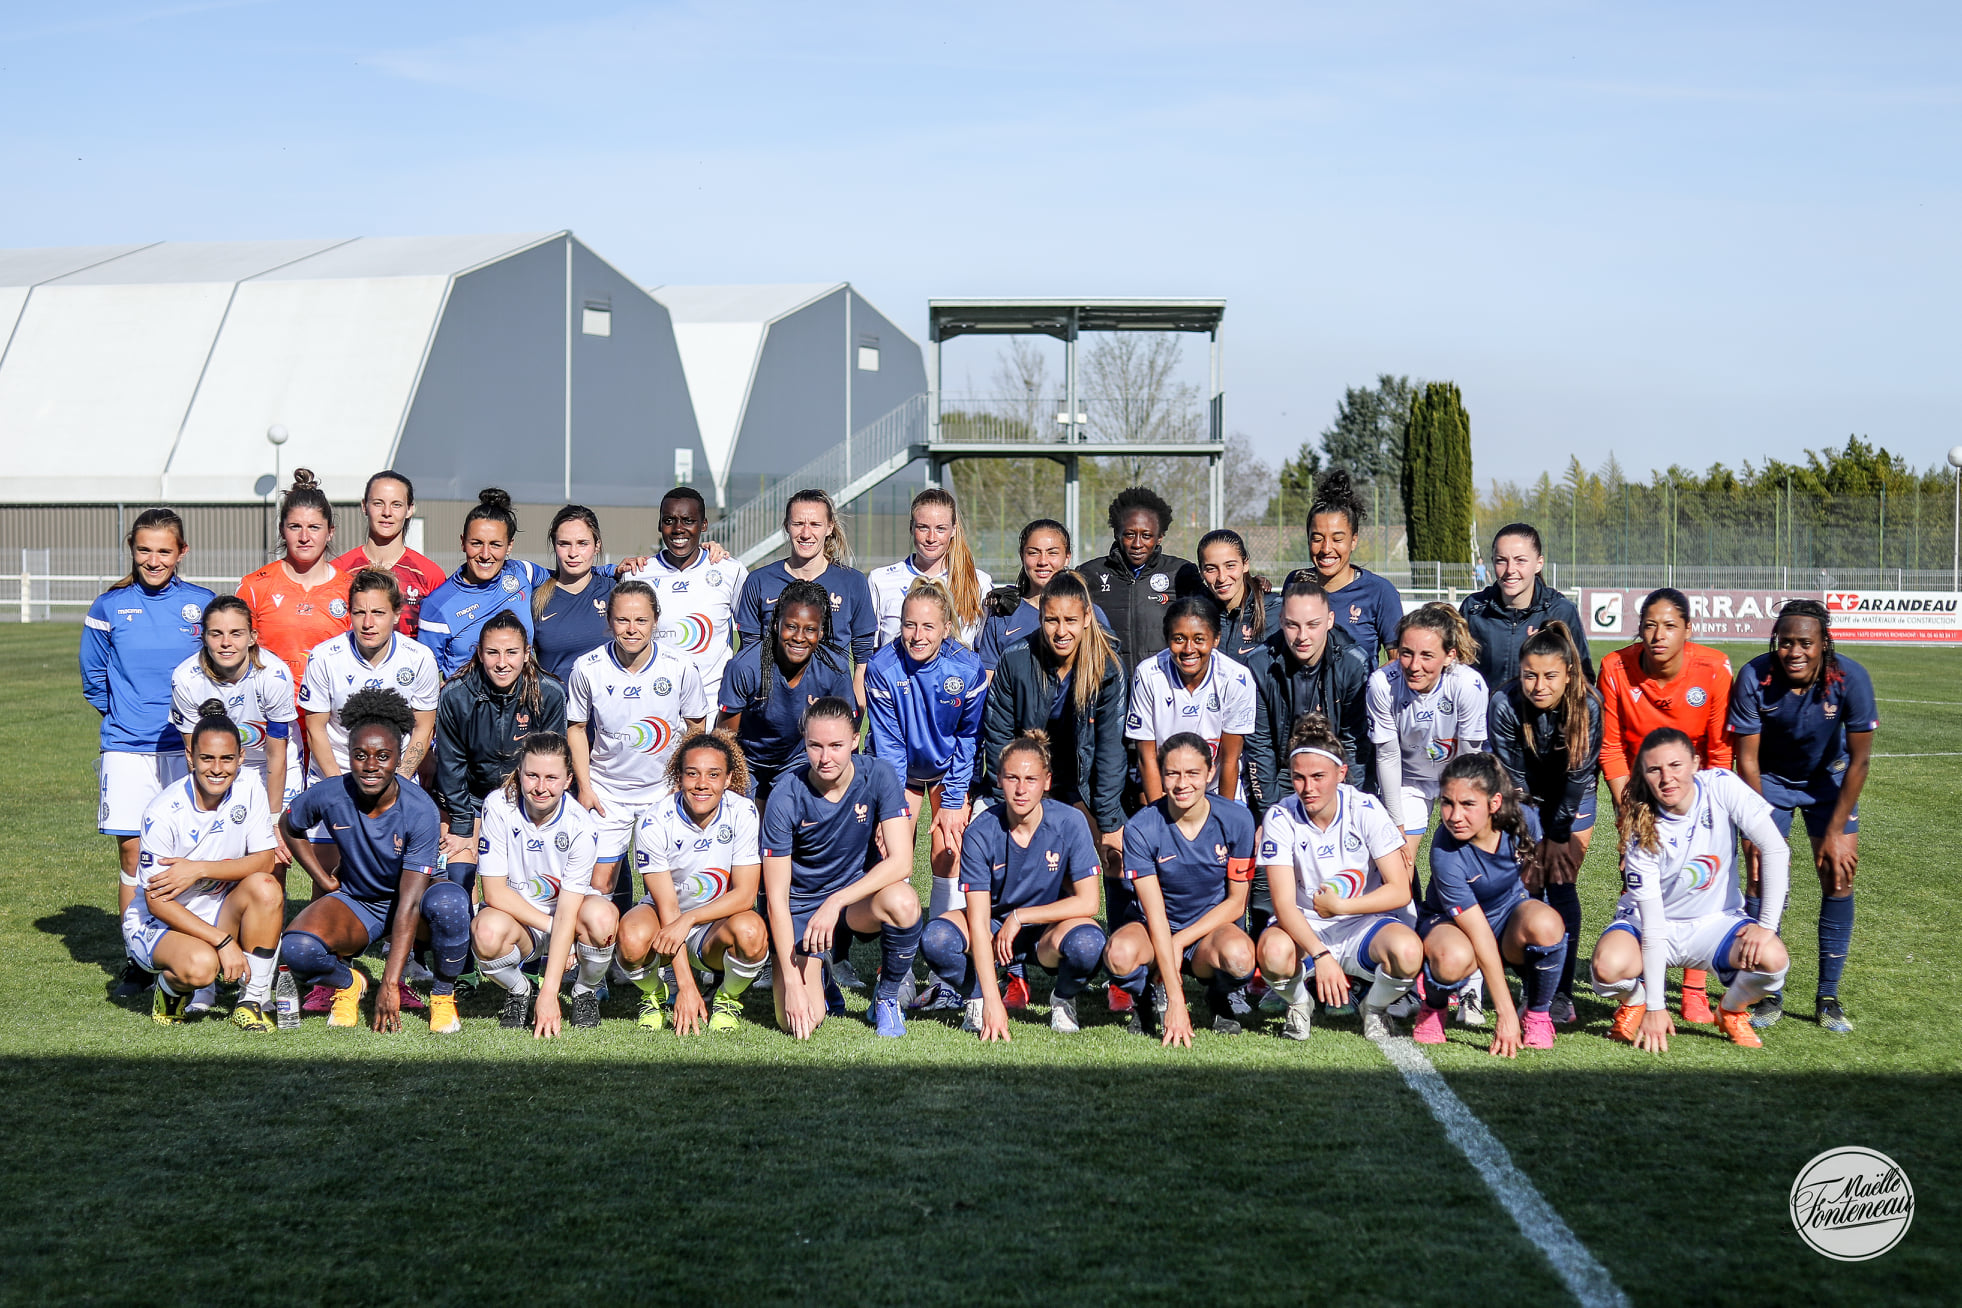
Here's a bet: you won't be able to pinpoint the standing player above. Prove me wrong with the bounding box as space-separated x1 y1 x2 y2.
1590 729 1791 1050
469 732 615 1035
617 733 769 1033
735 489 877 702
1412 755 1570 1053
1459 523 1594 689
125 702 285 1029
565 581 710 912
301 570 441 788
1728 599 1877 1033
1244 578 1373 814
1196 528 1280 661
1256 713 1423 1042
868 487 992 648
973 519 1112 674
170 595 297 827
1105 733 1259 1043
530 506 618 684
1488 620 1602 1024
81 506 215 981
631 488 748 706
277 689 474 1034
331 470 444 637
1077 486 1202 680
1126 596 1257 803
1282 469 1403 663
1367 603 1489 865
717 580 858 811
1596 587 1735 1024
236 469 350 690
920 730 1107 1039
762 698 920 1039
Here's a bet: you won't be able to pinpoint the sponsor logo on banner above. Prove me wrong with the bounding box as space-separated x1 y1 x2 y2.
1824 591 1962 643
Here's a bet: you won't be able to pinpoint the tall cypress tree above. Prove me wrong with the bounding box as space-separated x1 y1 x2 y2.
1400 382 1473 563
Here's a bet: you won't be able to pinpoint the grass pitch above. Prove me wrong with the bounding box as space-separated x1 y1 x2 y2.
1 625 1957 1305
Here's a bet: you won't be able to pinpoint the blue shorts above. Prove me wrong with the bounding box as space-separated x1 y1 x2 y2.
1569 786 1599 834
328 890 394 948
786 898 872 960
987 919 1049 968
1416 890 1526 944
1769 792 1858 841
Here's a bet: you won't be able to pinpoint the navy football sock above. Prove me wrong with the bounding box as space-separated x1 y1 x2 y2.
1520 940 1565 1014
419 880 473 998
1205 966 1252 1017
1112 962 1150 1000
918 917 974 998
1054 924 1106 1000
280 930 349 991
1818 893 1854 998
876 917 923 1001
1420 960 1457 1010
1541 881 1582 996
1743 894 1762 921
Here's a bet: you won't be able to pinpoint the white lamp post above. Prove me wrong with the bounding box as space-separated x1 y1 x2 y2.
1949 445 1962 592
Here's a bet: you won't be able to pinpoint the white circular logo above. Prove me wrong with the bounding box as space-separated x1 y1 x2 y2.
554 831 572 852
229 804 248 824
328 598 346 618
395 667 415 686
942 676 965 695
1686 686 1707 707
1148 573 1170 593
652 677 673 697
501 574 521 593
1790 1147 1914 1261
707 569 723 586
1438 698 1455 714
1343 831 1362 851
716 824 734 844
180 603 201 623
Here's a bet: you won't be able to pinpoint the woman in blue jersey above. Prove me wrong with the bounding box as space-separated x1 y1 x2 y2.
1728 600 1877 1034
734 490 875 704
530 505 619 684
278 688 474 1035
81 507 217 993
718 579 858 811
761 697 920 1039
864 579 987 1007
975 519 1112 674
1413 754 1569 1055
1197 529 1281 661
1488 620 1601 1025
920 730 1107 1040
1106 732 1260 1045
1283 469 1403 663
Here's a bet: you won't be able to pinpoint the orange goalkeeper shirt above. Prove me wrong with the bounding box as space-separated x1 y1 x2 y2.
1597 641 1735 782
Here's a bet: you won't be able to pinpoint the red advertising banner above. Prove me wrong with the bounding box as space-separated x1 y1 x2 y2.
1823 591 1962 643
1580 588 1813 643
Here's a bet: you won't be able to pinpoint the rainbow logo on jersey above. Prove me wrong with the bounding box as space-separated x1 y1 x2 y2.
664 615 715 654
679 867 730 906
1323 868 1367 901
1684 854 1722 892
625 716 674 755
236 720 268 751
1424 739 1454 762
520 869 563 903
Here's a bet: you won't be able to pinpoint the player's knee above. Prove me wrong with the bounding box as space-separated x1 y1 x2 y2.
419 880 471 942
242 871 282 910
878 882 921 927
1425 935 1472 984
1381 931 1423 977
580 898 619 945
919 917 966 973
1058 923 1106 974
1522 906 1565 949
179 946 219 988
1257 930 1296 978
1218 931 1256 978
731 912 768 959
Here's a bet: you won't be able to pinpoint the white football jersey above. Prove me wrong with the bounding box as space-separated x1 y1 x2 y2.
1366 662 1489 797
565 643 710 804
126 776 277 934
1260 787 1410 921
1124 648 1258 796
631 551 748 703
476 789 599 913
1620 769 1768 923
169 654 297 778
298 632 441 775
868 558 993 648
632 790 762 912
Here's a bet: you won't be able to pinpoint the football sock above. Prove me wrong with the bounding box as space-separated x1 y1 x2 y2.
243 948 276 1004
419 880 473 998
1591 972 1641 1007
1112 962 1151 1001
830 926 854 965
719 946 765 999
1267 963 1310 1007
573 942 614 997
480 946 530 996
442 859 476 896
1818 893 1853 998
156 973 184 998
876 917 923 1002
1205 965 1253 1018
1363 963 1414 1011
1541 881 1582 995
1720 957 1790 1012
929 875 960 920
1420 961 1458 1010
918 917 973 998
1682 968 1709 1001
279 930 351 992
1054 924 1107 1000
1521 940 1565 1014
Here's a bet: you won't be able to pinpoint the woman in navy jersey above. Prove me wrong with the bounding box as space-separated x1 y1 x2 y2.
1105 732 1260 1045
1283 469 1402 663
734 490 877 703
1728 600 1877 1034
718 579 858 812
530 505 619 683
974 519 1112 673
1196 528 1280 661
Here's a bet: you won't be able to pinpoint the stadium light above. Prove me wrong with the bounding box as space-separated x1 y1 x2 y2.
1948 445 1962 591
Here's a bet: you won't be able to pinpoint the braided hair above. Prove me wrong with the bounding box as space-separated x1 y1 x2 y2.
760 579 845 705
342 686 417 745
1395 601 1479 666
1439 752 1541 884
1771 599 1844 693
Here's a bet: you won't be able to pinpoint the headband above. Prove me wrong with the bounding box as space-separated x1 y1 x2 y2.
1289 746 1345 765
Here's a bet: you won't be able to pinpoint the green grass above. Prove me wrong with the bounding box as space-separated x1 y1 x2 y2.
2 625 1958 1305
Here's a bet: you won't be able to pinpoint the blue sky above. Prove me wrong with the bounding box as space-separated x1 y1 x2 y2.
3 1 1957 486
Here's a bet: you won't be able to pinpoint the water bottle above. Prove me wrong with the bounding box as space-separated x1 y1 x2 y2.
274 966 300 1029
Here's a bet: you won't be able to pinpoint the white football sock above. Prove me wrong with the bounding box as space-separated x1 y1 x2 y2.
479 946 531 996
720 947 766 998
929 875 960 919
574 942 614 996
243 952 276 1004
1364 963 1414 1010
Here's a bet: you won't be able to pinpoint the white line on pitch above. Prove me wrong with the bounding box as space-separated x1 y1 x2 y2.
1371 1033 1630 1308
1875 698 1962 705
1872 752 1962 758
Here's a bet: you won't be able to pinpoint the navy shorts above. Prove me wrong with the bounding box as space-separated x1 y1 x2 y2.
328 889 393 948
987 919 1049 969
1769 790 1858 841
1416 894 1523 944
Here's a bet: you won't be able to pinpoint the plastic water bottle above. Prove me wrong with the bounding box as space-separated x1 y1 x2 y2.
274 966 300 1029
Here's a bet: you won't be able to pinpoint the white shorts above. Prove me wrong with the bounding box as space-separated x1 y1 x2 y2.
632 898 718 970
98 750 188 836
121 901 221 972
1280 909 1415 980
591 790 664 864
1396 786 1436 837
1602 903 1751 976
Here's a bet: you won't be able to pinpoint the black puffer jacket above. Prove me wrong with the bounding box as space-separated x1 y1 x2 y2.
1460 577 1595 690
979 638 1128 834
1218 584 1282 661
1488 680 1603 841
1243 621 1374 812
1077 545 1202 679
435 663 569 835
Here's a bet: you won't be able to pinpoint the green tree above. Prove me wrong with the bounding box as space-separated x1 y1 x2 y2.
1270 374 1415 522
1400 382 1473 563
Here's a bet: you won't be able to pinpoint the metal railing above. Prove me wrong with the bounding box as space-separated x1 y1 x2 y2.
937 396 1211 446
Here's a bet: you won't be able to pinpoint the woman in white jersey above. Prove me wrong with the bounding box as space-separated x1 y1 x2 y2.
1256 712 1423 1042
868 487 992 648
170 595 297 833
630 487 748 706
125 702 284 1030
565 580 711 909
469 731 614 1037
1368 602 1489 865
1126 595 1257 802
616 732 768 1034
298 569 441 873
1591 728 1790 1051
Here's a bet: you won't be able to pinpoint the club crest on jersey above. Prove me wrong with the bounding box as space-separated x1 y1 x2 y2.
229 804 248 824
554 831 571 852
501 575 521 593
98 802 111 822
1686 686 1707 707
179 602 201 623
1205 693 1220 712
1149 573 1170 593
1349 603 1362 622
1823 700 1839 718
652 677 673 697
1344 831 1362 851
515 711 529 728
716 824 733 844
395 667 415 686
1045 850 1060 869
828 591 843 609
1438 698 1454 714
327 598 346 618
943 676 965 695
1214 843 1227 863
707 570 723 586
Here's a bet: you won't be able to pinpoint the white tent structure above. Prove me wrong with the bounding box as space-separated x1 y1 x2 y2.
651 283 925 510
0 234 707 507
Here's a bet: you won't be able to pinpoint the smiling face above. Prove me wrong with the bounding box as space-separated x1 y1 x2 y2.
517 748 571 823
660 496 705 563
785 500 833 564
1289 747 1346 822
910 502 954 569
1021 527 1070 593
1397 625 1449 693
363 477 413 546
1492 532 1542 606
901 594 948 662
803 713 857 783
1281 592 1332 666
282 507 332 570
775 600 825 667
1518 650 1569 710
462 518 511 584
1773 614 1824 685
1116 508 1162 570
1639 738 1698 814
130 525 185 589
349 586 398 659
552 518 600 582
346 724 401 798
1308 510 1356 580
998 747 1050 820
1438 777 1500 843
609 592 656 659
1040 594 1088 662
1199 540 1247 607
1166 615 1217 686
1639 600 1689 672
677 744 731 823
478 627 527 690
201 607 254 676
1160 743 1212 812
187 725 243 806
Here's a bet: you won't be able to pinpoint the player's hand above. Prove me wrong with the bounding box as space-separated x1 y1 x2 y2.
784 981 824 1040
652 918 694 959
1160 994 1195 1049
371 976 402 1033
1488 1009 1522 1059
801 902 841 955
272 825 295 867
1730 923 1781 972
703 540 731 564
1634 1008 1673 1054
216 940 247 985
1097 830 1123 876
1311 953 1350 1007
580 790 606 818
146 856 200 900
533 992 563 1039
1818 832 1858 894
439 832 476 865
932 802 971 859
616 554 652 574
993 912 1019 967
672 982 708 1036
979 995 1012 1043
1311 885 1345 920
1539 837 1583 886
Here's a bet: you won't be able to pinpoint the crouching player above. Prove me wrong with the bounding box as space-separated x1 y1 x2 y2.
127 701 285 1028
278 689 472 1033
1105 733 1259 1045
919 730 1107 1040
470 732 615 1035
1257 713 1422 1042
1591 728 1791 1050
617 732 769 1034
762 697 920 1039
1413 754 1569 1055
